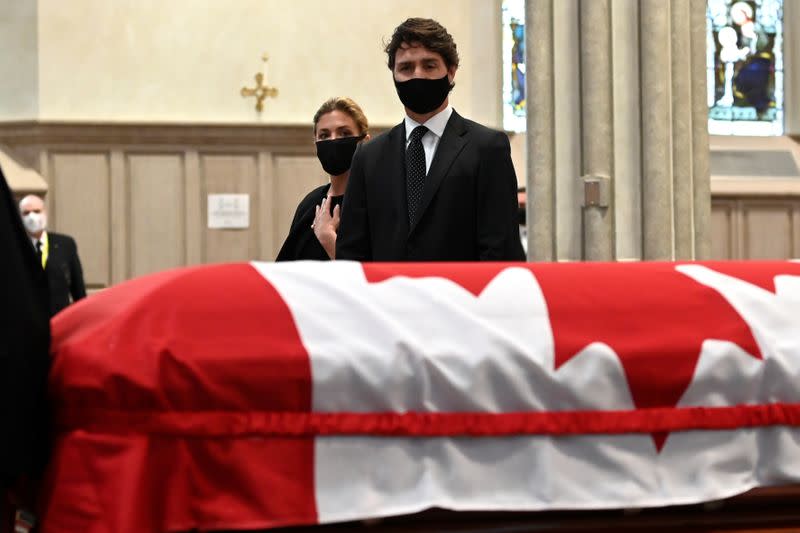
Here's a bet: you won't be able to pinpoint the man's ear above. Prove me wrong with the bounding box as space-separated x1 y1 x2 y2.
363 134 372 142
448 65 458 83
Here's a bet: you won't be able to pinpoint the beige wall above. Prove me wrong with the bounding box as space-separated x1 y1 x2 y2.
0 0 38 119
11 0 500 128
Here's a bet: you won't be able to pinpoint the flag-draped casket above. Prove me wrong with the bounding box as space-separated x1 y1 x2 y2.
43 261 800 532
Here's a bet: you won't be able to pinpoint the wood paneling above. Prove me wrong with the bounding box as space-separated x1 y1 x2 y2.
50 152 110 288
710 197 800 260
184 150 203 266
129 153 185 277
109 150 127 284
272 155 327 259
742 203 795 260
258 151 277 261
710 201 736 260
201 153 259 263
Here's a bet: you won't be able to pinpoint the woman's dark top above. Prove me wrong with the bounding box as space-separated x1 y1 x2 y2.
276 183 344 261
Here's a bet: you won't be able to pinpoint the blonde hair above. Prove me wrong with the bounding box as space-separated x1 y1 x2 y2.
313 97 369 136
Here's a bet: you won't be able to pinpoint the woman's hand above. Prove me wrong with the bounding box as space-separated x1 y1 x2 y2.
312 196 340 259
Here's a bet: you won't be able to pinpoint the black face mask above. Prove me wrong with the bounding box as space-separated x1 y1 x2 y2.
394 74 453 114
315 135 365 176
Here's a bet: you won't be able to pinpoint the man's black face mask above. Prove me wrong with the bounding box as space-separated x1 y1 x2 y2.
394 74 453 115
315 135 365 176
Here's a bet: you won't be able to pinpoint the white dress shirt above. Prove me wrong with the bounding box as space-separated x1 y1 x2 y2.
30 230 48 251
404 105 454 175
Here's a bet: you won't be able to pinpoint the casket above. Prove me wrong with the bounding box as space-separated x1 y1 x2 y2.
41 261 800 532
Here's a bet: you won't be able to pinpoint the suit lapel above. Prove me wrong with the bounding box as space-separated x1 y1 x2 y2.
409 111 468 235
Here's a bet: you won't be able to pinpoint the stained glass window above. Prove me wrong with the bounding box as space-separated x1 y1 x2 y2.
707 0 784 136
502 0 525 132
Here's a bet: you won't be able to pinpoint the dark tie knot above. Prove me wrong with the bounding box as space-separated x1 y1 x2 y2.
410 125 428 143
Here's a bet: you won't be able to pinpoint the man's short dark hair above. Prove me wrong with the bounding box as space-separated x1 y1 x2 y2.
384 18 460 71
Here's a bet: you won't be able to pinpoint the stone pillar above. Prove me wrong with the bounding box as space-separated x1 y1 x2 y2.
671 0 695 260
580 0 615 261
611 0 642 260
690 1 712 260
640 0 674 260
526 0 556 260
525 0 711 261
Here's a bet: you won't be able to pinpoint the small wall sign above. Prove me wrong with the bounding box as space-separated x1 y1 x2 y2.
208 194 250 229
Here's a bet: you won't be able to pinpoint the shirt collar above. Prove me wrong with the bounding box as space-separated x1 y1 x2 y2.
31 231 48 247
404 105 453 141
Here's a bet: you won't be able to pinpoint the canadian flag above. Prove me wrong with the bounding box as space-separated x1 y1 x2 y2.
42 261 800 532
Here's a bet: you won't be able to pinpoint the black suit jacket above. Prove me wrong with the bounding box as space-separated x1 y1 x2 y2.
44 232 86 316
336 110 525 261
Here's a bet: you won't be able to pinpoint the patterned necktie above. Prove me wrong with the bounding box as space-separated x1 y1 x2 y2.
406 125 429 226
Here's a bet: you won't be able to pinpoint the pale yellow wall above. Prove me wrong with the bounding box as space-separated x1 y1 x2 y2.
31 0 501 127
0 0 39 119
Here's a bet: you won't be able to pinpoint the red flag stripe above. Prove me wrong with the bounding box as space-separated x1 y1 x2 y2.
57 403 800 437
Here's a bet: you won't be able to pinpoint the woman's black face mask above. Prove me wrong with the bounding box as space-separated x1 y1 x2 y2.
315 135 366 176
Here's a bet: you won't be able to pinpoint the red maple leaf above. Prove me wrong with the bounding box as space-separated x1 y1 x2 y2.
364 261 800 450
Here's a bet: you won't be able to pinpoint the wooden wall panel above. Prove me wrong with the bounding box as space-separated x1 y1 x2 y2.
795 206 800 258
200 153 259 263
272 155 327 259
742 203 794 259
128 153 185 277
257 152 276 261
50 152 110 288
184 150 203 266
710 201 736 260
109 150 127 284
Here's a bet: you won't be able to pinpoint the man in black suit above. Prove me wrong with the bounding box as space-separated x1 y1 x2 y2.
336 18 525 262
18 195 86 316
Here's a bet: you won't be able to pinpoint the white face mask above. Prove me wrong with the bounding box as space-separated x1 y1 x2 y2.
22 212 47 234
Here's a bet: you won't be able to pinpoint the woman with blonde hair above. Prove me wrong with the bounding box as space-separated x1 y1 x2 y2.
276 97 369 261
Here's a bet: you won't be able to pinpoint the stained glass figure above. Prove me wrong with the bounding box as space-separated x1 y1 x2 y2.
503 0 526 132
707 0 784 136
